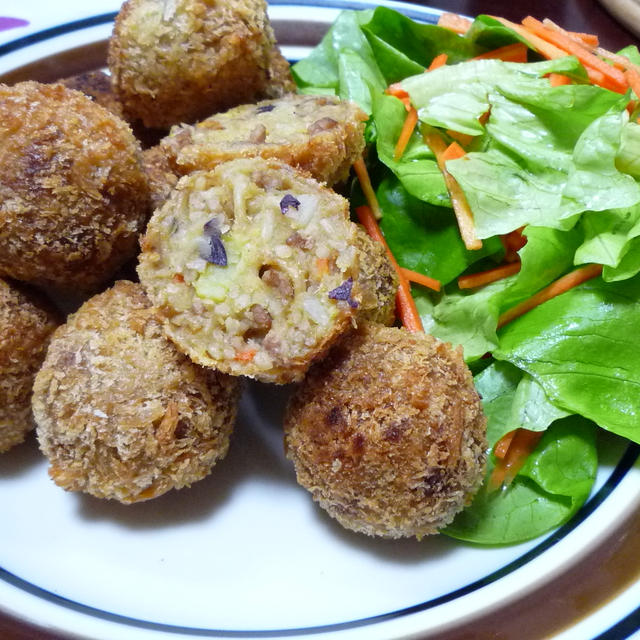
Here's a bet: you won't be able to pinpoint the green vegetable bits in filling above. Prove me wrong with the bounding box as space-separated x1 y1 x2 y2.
138 157 360 384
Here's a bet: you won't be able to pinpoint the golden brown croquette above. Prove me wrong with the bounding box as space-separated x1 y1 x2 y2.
108 0 278 129
0 81 149 294
284 322 487 539
160 94 367 186
137 157 362 384
353 226 398 326
263 46 297 99
0 279 60 453
33 281 240 503
141 145 180 211
59 70 126 119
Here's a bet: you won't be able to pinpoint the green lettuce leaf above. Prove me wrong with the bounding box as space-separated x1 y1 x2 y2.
377 175 502 284
495 274 640 444
443 416 597 544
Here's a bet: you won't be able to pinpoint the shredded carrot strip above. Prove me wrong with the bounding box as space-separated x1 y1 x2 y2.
424 132 482 250
386 83 411 110
352 156 383 221
356 205 424 332
488 429 544 491
548 72 572 86
624 67 640 99
446 130 475 147
458 261 521 289
541 18 599 49
428 52 448 70
493 430 516 459
394 107 419 161
491 16 568 60
437 12 472 35
474 43 528 62
500 227 527 262
521 16 628 93
497 263 602 328
441 140 466 162
234 349 256 362
400 267 441 292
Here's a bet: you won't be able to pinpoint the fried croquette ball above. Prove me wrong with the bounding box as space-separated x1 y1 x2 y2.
353 226 398 326
0 81 149 293
284 323 487 539
32 281 240 503
138 157 362 384
59 70 126 119
108 0 277 129
263 46 297 99
161 94 367 186
0 279 59 453
142 145 180 211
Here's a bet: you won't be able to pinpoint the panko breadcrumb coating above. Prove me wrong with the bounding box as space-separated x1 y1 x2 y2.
0 81 149 293
284 323 487 539
161 94 367 186
33 281 240 503
108 0 278 129
59 70 126 119
142 145 180 211
263 46 297 99
354 226 398 326
0 279 59 453
138 157 362 384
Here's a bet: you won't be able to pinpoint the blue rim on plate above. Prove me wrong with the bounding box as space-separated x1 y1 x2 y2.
0 3 638 637
0 445 637 636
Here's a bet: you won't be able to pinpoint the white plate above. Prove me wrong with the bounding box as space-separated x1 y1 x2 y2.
0 2 639 639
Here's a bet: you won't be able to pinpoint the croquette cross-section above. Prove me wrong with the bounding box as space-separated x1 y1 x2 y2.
0 279 59 453
33 281 240 504
138 157 362 384
0 81 149 293
284 323 487 539
161 94 367 186
108 0 285 128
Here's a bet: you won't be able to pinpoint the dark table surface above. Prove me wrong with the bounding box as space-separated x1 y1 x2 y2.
1 1 639 639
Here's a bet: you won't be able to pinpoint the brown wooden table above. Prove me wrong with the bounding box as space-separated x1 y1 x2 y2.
0 1 638 638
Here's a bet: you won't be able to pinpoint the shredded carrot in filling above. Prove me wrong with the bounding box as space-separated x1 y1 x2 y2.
355 205 424 332
234 349 256 362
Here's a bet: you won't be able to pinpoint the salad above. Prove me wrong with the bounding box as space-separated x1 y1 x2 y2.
292 9 640 545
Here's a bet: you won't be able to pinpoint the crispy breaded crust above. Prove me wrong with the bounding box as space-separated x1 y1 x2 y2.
142 145 180 211
284 323 487 539
33 281 240 503
138 158 361 384
0 81 149 293
161 94 367 185
353 226 398 326
263 46 297 99
59 70 126 119
108 0 277 128
0 279 59 453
